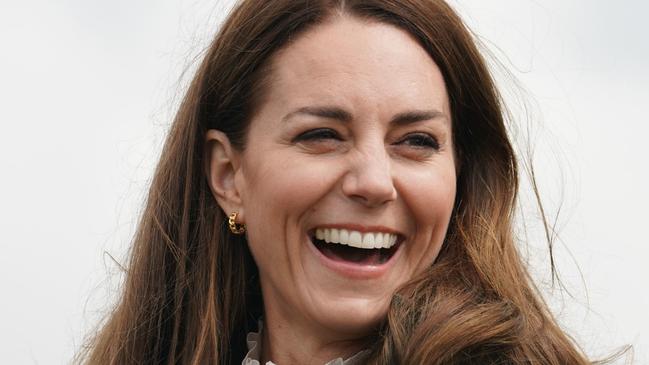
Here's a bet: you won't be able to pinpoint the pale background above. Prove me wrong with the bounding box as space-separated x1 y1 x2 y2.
0 0 646 363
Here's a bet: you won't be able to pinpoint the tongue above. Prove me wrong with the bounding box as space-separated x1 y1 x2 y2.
316 241 383 265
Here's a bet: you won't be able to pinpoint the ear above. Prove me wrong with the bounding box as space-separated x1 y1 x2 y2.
205 129 245 222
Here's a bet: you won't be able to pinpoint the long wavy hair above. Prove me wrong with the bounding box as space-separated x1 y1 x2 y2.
78 0 603 364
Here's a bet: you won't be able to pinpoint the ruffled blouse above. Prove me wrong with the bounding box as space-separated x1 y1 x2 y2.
242 321 370 365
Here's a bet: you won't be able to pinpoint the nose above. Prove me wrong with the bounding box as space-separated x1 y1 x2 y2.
341 147 397 207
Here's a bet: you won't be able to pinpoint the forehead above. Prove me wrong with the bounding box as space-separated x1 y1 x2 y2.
261 16 450 119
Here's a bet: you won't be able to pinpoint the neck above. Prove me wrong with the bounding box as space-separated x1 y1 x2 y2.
260 313 368 365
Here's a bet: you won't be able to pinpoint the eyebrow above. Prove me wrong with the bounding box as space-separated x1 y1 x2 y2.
282 105 448 125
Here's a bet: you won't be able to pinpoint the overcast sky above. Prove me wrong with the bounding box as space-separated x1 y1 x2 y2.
0 0 646 363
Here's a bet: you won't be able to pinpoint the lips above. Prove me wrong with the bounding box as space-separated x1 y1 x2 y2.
309 227 402 266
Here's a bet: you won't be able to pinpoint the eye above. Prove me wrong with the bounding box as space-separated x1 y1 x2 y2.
397 132 440 150
293 128 342 142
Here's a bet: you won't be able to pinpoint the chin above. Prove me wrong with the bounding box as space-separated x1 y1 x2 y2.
308 293 393 338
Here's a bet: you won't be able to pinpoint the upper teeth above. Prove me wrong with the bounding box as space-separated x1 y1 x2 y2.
314 228 398 249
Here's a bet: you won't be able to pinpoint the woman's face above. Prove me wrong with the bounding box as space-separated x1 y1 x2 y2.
237 17 456 338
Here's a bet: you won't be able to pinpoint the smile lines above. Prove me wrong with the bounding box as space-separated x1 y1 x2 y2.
314 228 398 249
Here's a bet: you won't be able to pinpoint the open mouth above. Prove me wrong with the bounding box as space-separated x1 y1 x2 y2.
309 228 401 265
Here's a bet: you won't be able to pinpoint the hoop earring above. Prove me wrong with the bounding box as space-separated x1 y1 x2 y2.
228 212 246 235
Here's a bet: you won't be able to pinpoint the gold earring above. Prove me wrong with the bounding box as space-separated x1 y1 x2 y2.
228 212 246 234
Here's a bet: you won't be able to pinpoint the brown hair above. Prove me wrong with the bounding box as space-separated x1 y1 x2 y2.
78 1 603 364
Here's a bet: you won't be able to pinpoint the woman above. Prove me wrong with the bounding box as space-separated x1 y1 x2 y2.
78 0 601 364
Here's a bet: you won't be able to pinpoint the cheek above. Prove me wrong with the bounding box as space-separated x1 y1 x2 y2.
400 159 456 216
239 153 344 289
423 174 456 223
397 161 457 261
240 152 341 241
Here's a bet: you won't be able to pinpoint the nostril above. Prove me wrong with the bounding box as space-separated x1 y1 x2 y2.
341 172 396 207
340 149 396 206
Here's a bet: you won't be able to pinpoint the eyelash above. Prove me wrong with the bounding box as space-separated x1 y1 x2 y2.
293 128 440 150
293 128 342 142
398 133 440 150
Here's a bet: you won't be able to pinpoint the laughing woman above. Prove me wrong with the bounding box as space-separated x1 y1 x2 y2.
78 1 602 364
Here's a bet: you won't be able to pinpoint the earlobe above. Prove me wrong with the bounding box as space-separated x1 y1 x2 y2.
205 129 244 220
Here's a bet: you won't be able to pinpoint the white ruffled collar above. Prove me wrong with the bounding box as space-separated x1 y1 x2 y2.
242 321 370 365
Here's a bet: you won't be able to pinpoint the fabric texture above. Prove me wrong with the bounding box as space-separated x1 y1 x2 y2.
242 321 370 365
